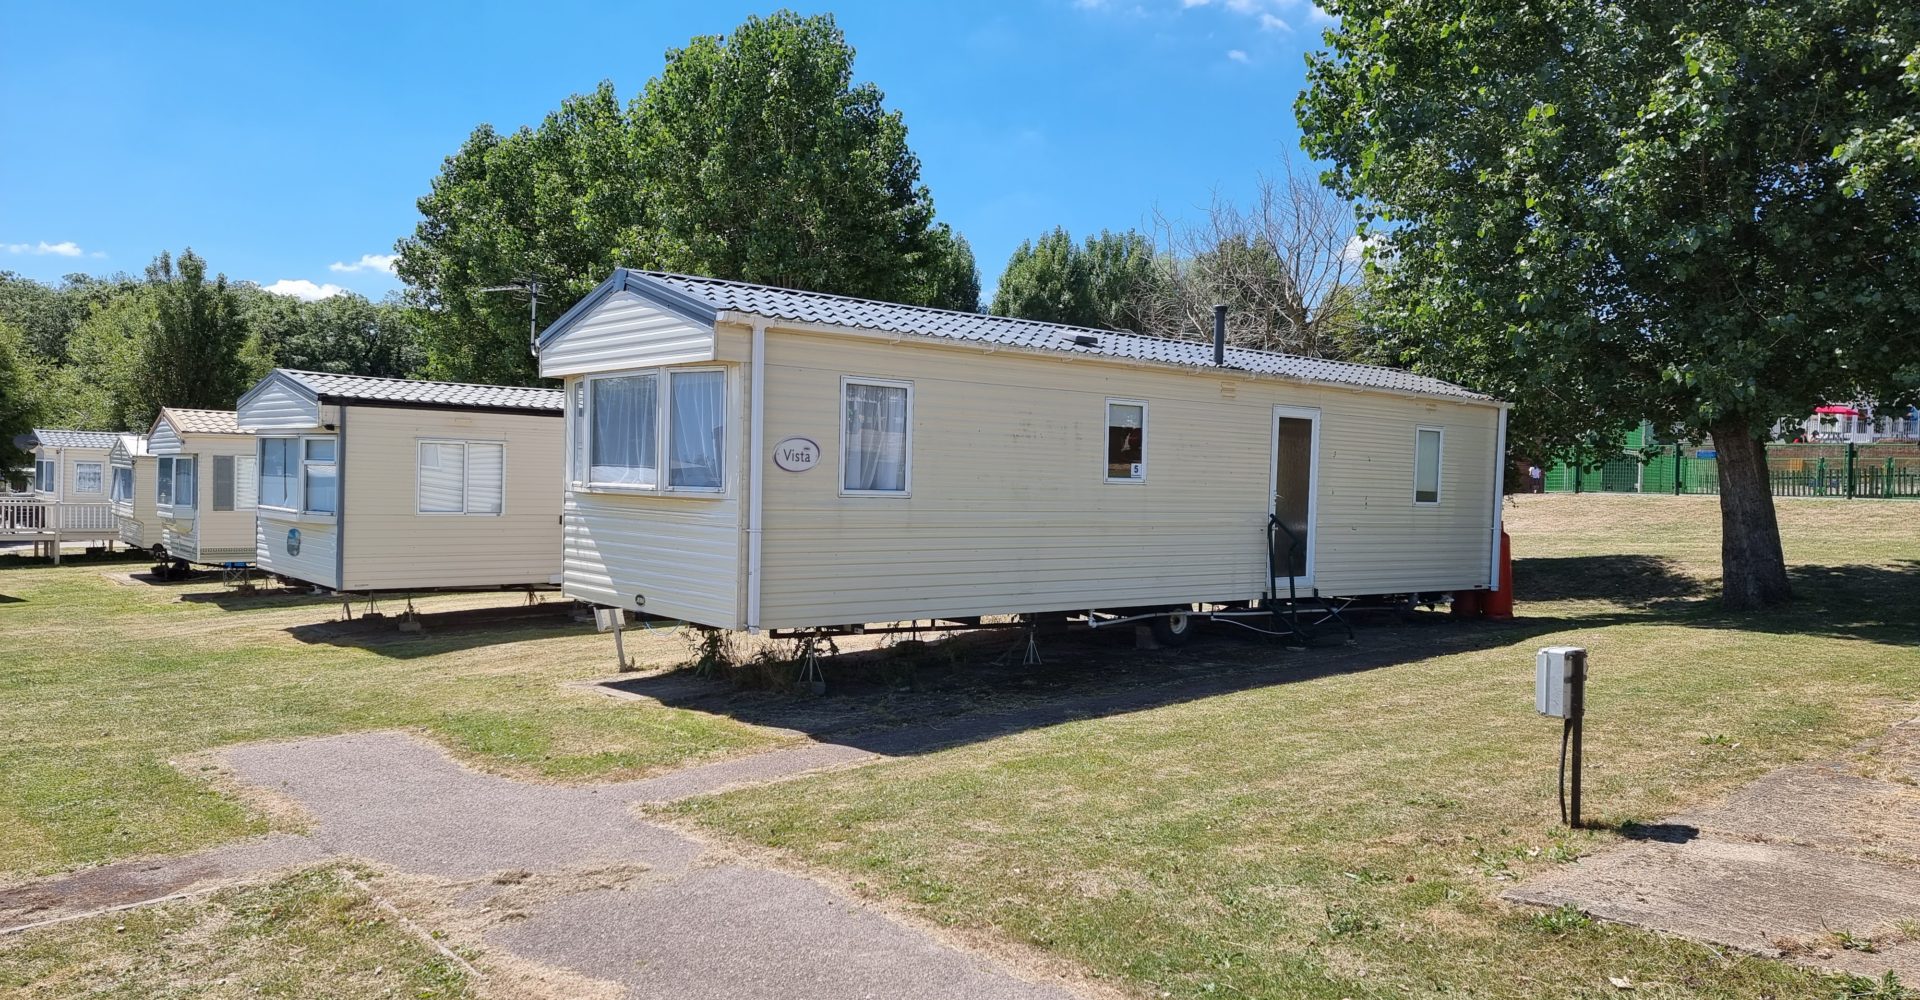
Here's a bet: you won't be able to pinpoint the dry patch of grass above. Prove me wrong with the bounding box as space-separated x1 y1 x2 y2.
675 495 1920 999
0 865 473 999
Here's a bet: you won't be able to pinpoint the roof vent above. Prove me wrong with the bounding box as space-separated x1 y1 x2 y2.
1071 334 1100 348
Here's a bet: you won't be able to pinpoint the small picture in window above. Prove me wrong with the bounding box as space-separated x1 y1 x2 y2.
1107 401 1145 481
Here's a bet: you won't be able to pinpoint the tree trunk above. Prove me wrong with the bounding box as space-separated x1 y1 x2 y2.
1709 418 1793 610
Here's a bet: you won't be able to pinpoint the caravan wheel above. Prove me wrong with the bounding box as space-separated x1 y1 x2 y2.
1150 607 1197 647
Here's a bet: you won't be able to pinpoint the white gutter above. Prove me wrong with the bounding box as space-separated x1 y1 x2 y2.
745 320 767 633
1489 403 1510 590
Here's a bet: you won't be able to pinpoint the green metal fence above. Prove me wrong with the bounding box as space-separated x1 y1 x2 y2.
1546 443 1920 499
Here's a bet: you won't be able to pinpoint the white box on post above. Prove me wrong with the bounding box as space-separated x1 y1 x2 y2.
1536 646 1585 718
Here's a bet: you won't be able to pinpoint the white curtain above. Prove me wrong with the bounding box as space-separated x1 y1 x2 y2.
157 457 174 505
112 465 132 502
668 371 724 489
591 375 658 486
843 383 908 492
175 458 196 509
260 439 295 508
74 462 103 494
468 443 504 513
419 442 466 512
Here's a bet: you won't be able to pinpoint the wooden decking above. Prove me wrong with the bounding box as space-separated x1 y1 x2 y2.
0 497 121 563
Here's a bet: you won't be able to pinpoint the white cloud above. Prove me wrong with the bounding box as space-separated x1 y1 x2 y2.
1181 0 1211 6
4 240 87 257
328 253 398 275
1259 12 1290 30
261 279 346 301
1223 0 1262 12
1226 48 1250 62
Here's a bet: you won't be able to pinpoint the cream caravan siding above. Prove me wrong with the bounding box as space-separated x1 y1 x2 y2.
239 376 325 430
336 405 563 591
558 367 745 627
754 330 1500 628
47 447 112 499
256 509 338 588
539 290 715 378
114 457 160 547
165 435 259 564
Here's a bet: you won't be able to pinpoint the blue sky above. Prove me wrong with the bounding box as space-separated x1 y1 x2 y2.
0 0 1331 302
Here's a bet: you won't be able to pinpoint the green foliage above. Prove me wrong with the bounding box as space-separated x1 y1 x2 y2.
239 288 423 378
128 250 252 428
0 322 38 482
1530 904 1595 935
1298 0 1920 606
1300 0 1920 460
0 271 129 364
398 10 976 384
991 227 1159 330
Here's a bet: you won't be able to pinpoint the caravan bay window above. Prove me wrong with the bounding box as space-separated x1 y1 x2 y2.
842 377 911 495
303 439 337 513
256 436 334 514
580 368 727 493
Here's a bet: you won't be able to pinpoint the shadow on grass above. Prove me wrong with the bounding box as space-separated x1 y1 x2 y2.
0 549 149 571
283 601 586 659
602 558 1917 755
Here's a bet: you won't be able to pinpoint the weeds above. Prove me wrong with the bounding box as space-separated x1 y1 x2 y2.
1531 905 1594 935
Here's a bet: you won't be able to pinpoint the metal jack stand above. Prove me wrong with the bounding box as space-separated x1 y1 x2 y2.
398 596 422 633
995 622 1044 667
795 632 827 694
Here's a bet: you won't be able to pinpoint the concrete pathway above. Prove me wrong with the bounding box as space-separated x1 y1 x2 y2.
1507 719 1920 980
1 732 1071 999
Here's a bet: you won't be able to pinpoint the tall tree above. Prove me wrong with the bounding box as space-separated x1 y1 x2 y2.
0 321 37 484
398 11 974 384
1300 0 1920 609
241 288 423 378
991 228 1159 330
132 250 252 427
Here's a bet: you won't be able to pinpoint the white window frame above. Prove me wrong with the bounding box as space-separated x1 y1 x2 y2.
72 460 105 495
157 455 197 512
579 366 729 497
839 375 914 498
416 438 507 516
256 436 301 513
1103 398 1149 484
1413 425 1445 506
110 463 134 504
33 458 55 496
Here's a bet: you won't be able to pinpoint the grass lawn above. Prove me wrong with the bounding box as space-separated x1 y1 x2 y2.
0 866 473 999
670 495 1920 999
0 561 782 879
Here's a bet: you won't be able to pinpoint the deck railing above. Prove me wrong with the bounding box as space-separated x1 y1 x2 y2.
0 497 119 534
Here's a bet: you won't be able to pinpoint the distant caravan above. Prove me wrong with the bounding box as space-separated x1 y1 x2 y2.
234 370 565 598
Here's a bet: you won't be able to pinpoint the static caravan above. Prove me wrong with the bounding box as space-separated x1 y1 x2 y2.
146 408 259 570
107 434 163 551
2 429 121 559
534 270 1508 640
234 369 566 594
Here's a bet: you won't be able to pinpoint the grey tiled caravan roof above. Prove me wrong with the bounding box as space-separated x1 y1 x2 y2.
631 271 1494 402
31 428 119 449
280 370 564 414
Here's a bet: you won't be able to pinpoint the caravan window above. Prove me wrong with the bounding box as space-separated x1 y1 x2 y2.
159 456 196 509
111 465 133 502
668 370 724 490
212 455 256 512
842 377 911 495
74 462 104 494
259 438 297 509
303 438 336 514
418 440 505 515
590 373 659 487
34 459 54 493
570 381 587 486
1414 427 1443 505
1105 401 1147 483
